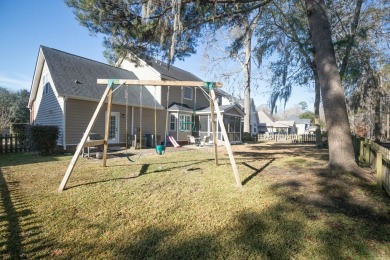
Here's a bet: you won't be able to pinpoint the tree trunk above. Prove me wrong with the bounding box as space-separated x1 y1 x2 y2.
243 19 252 134
313 70 322 146
374 97 381 142
242 11 262 134
305 0 358 171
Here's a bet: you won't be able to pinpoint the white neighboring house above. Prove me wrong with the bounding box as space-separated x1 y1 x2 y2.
257 111 298 134
273 120 297 134
286 115 311 134
258 111 275 133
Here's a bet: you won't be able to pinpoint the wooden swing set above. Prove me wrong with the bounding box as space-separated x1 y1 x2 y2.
58 79 242 192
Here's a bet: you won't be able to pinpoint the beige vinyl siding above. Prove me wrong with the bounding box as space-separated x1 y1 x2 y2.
66 98 166 146
194 87 210 109
33 61 64 145
66 99 106 145
132 106 166 144
161 86 209 110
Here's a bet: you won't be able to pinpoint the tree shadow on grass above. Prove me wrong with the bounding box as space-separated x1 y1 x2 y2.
0 168 55 258
114 227 217 259
0 153 66 167
233 208 305 259
269 169 390 258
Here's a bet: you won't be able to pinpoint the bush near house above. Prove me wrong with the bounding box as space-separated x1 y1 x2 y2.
242 132 254 142
28 125 59 155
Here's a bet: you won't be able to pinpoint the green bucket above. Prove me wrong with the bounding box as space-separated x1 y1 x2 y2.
155 145 165 155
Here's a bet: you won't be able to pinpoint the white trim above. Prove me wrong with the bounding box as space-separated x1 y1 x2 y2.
169 113 176 132
106 111 120 143
131 106 134 135
63 97 67 150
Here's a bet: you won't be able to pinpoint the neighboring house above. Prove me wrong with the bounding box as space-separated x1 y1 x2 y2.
273 120 297 134
257 111 297 134
286 115 311 134
28 46 244 149
237 98 259 136
258 111 275 133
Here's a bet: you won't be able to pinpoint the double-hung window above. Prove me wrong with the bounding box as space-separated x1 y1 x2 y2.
179 114 192 131
42 74 50 96
170 114 176 131
183 87 192 100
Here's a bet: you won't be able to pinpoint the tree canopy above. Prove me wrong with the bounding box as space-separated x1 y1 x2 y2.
0 87 30 131
66 0 389 172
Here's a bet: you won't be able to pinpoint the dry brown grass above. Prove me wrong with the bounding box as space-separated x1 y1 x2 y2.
0 143 389 259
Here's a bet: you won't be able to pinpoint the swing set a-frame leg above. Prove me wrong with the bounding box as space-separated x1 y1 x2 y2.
58 81 114 192
209 89 242 187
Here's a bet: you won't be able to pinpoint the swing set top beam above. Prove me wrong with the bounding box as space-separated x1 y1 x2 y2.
97 79 222 88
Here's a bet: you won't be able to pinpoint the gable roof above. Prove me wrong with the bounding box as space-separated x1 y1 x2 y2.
258 111 275 125
196 104 245 116
274 120 295 128
286 115 311 125
29 46 162 109
143 58 203 81
167 102 194 112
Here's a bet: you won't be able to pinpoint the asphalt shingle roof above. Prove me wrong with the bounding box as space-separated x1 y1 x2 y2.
146 58 203 81
286 115 311 124
167 102 194 112
41 46 162 108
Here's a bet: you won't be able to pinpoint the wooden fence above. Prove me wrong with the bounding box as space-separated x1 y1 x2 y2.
257 133 316 143
0 134 31 154
353 135 390 197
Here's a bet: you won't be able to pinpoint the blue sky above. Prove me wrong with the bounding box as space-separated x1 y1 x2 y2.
0 0 314 110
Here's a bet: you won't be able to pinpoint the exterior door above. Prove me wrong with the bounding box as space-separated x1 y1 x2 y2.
108 112 120 144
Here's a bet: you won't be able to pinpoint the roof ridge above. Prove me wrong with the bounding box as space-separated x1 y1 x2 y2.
40 45 132 75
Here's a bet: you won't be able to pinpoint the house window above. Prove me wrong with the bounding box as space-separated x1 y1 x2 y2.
170 114 176 131
183 87 192 100
42 74 50 96
179 114 192 131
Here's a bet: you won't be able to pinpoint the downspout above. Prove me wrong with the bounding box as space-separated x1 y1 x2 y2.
131 106 134 136
63 97 67 150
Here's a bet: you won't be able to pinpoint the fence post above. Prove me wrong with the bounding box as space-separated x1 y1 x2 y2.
376 151 383 190
10 134 13 152
365 139 371 167
4 134 8 153
359 138 364 163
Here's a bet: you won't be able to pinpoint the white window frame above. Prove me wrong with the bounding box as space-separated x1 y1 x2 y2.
179 114 192 132
169 113 176 131
183 87 192 100
42 74 50 96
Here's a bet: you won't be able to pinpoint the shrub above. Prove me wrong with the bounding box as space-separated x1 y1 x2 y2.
11 123 30 148
242 132 254 142
28 125 59 155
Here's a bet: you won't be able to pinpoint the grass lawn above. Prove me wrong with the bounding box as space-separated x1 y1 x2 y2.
0 143 390 259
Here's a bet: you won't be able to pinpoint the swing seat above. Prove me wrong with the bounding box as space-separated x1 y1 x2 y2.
156 145 165 155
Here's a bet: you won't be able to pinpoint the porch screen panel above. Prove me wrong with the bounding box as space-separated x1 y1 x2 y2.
229 115 235 132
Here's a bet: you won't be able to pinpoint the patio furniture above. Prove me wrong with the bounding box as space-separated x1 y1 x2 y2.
200 136 210 146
